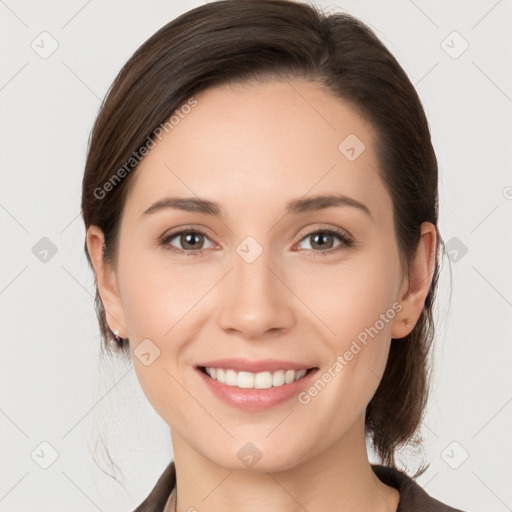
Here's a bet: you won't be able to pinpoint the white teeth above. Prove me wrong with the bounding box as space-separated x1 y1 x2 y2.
204 367 309 388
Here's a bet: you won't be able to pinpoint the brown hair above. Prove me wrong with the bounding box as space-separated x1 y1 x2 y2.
82 0 445 475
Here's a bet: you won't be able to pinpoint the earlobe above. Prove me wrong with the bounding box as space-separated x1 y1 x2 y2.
86 225 128 338
391 222 437 339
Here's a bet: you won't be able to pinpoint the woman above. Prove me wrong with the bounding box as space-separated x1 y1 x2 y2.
81 1 466 510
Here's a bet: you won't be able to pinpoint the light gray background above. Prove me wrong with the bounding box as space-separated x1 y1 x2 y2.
1 1 511 511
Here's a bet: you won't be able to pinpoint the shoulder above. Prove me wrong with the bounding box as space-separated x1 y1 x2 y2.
371 464 467 512
132 460 176 512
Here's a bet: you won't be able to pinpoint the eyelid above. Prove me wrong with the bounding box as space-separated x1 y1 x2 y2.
295 223 353 241
162 223 352 242
161 224 217 241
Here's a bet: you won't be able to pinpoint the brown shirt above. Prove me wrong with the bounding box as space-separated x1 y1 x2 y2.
132 460 467 512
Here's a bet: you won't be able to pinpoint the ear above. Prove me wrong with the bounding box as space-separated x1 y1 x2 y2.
86 225 129 338
391 222 437 339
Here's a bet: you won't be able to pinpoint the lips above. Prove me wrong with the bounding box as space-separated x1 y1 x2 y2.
196 362 319 410
195 358 316 373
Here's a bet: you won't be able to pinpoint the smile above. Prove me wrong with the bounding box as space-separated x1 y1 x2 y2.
200 366 315 389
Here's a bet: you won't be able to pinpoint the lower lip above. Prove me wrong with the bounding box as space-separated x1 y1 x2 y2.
196 367 318 411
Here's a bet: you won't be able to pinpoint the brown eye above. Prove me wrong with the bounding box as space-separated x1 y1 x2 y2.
160 229 215 255
177 232 205 250
296 229 353 256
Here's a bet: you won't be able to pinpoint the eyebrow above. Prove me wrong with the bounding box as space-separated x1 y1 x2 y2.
141 194 372 219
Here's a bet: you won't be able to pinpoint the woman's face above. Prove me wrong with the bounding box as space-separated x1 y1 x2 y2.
96 80 417 471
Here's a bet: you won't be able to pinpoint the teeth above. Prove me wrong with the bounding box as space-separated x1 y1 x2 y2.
204 367 308 389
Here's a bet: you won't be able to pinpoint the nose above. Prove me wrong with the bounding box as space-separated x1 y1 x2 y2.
216 247 295 340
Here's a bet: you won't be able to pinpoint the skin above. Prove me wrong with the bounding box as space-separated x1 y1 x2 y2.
87 80 436 512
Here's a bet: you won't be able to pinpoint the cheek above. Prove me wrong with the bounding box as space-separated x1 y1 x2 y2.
299 253 401 405
120 264 195 426
297 253 401 344
117 250 216 407
117 244 199 340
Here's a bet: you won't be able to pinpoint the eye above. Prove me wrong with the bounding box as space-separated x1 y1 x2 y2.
159 226 354 257
295 228 354 257
159 229 216 255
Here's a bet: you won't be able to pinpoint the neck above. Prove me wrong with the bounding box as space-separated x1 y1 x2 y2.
170 415 399 512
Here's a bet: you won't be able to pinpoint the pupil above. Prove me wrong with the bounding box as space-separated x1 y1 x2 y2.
313 233 332 249
183 233 201 249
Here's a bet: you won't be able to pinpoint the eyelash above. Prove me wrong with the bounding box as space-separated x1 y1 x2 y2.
158 226 354 258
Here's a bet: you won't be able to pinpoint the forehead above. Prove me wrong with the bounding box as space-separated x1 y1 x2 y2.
125 80 390 222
